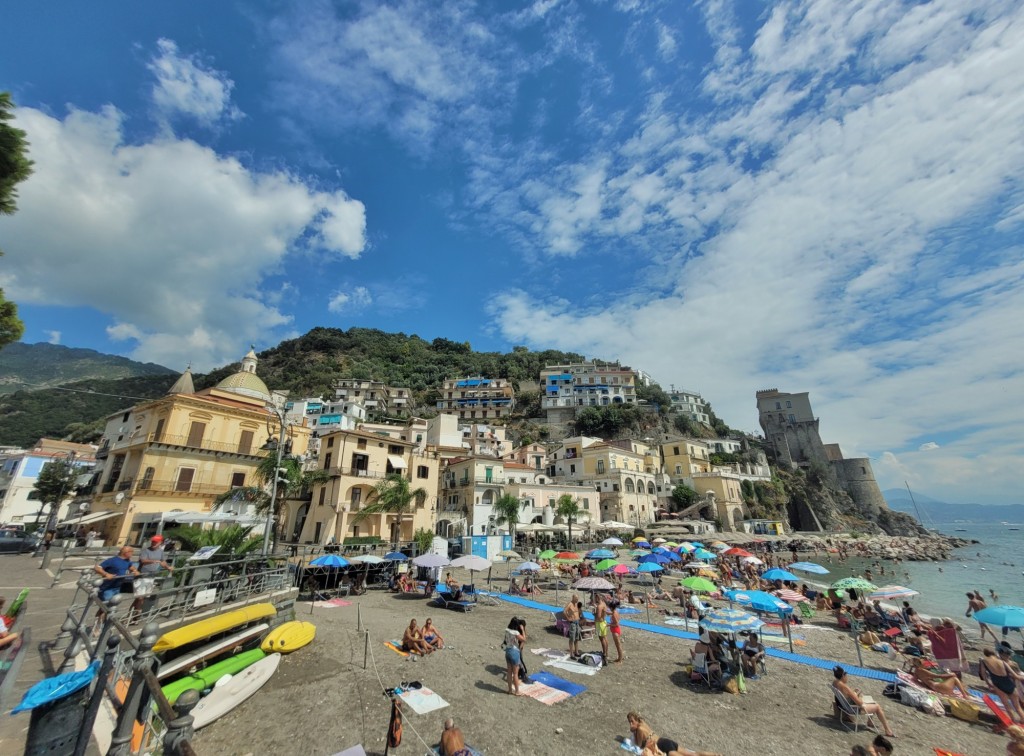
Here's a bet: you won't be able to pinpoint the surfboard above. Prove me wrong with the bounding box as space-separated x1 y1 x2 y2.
153 603 276 654
190 653 281 729
157 623 269 680
161 649 265 704
260 621 316 654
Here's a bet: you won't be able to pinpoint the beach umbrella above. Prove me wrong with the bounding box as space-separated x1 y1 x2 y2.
631 536 647 542
662 550 683 563
498 549 521 559
554 551 581 561
638 553 671 565
680 576 717 593
412 553 450 569
602 537 624 546
789 561 830 575
611 564 634 575
636 562 662 574
677 542 695 552
682 561 707 570
972 605 1024 629
634 541 652 550
725 589 793 614
353 554 385 565
741 556 764 566
538 549 558 560
774 588 810 603
451 554 491 571
690 542 705 548
693 548 717 560
761 568 799 582
867 585 919 601
629 549 652 558
699 607 764 635
310 554 351 568
573 577 615 591
593 558 619 571
518 561 542 572
652 546 671 554
652 537 667 544
724 547 753 557
384 552 408 561
831 577 878 592
587 549 617 560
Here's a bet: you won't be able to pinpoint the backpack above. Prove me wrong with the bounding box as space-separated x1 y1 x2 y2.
579 652 603 668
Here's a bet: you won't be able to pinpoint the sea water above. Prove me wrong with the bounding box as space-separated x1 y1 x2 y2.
821 522 1023 623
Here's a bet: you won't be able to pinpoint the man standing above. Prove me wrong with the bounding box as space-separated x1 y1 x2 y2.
966 591 998 642
132 535 173 621
93 545 138 626
594 594 610 662
564 594 582 658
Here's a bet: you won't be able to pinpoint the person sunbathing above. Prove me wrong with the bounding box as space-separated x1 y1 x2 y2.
507 577 523 595
858 629 881 647
832 666 895 737
422 618 444 649
910 657 970 697
402 619 433 655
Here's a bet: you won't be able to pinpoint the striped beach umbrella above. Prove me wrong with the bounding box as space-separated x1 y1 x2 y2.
699 608 764 634
789 561 830 575
774 588 810 603
867 585 919 601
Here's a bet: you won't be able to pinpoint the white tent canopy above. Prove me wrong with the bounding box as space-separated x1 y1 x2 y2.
517 522 568 533
596 520 634 530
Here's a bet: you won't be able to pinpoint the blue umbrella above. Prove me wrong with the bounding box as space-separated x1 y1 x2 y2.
310 554 351 568
761 568 798 582
699 607 764 634
690 542 705 548
789 561 830 575
973 605 1024 629
663 550 683 562
724 589 793 614
587 549 617 559
693 548 717 560
636 562 663 573
634 541 652 549
638 553 671 565
384 552 408 561
518 561 542 572
12 661 100 714
652 546 671 554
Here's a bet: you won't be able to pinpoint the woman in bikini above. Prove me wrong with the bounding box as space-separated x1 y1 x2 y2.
981 648 1024 722
402 619 433 655
910 657 971 698
422 618 444 650
609 600 625 663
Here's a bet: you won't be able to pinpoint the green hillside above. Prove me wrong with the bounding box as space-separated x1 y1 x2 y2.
0 342 175 394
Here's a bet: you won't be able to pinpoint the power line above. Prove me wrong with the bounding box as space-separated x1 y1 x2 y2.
4 380 164 402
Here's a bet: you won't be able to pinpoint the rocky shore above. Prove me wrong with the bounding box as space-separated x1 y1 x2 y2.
704 530 974 562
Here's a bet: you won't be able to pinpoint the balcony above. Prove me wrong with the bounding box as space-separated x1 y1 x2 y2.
148 433 268 457
326 467 409 481
136 478 233 496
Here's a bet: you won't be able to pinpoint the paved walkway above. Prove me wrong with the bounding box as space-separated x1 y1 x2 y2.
0 552 91 754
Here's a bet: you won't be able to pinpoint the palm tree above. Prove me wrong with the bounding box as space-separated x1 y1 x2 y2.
356 474 428 547
492 493 522 542
163 524 262 560
556 494 581 548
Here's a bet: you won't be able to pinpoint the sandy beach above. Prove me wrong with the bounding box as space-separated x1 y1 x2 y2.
193 567 1004 756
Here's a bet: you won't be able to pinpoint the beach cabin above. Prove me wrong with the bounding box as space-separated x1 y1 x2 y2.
740 519 786 536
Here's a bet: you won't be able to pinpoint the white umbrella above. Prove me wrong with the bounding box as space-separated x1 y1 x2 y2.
597 520 634 530
573 577 615 591
353 555 385 564
412 553 451 568
602 537 624 546
741 556 764 565
652 537 667 544
451 555 492 571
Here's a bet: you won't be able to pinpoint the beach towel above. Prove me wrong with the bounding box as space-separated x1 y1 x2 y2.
928 626 965 673
529 670 587 696
313 598 353 608
330 746 367 756
519 681 570 705
398 687 449 715
530 647 569 659
544 658 598 676
384 641 410 657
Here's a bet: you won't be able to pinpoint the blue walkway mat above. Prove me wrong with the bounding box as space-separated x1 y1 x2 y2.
529 670 587 696
495 594 898 684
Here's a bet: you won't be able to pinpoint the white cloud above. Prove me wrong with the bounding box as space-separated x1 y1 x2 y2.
327 286 373 313
918 442 939 451
1 105 367 370
656 22 677 60
45 330 61 345
148 38 243 128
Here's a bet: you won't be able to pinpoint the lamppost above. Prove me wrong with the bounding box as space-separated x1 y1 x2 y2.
260 405 291 556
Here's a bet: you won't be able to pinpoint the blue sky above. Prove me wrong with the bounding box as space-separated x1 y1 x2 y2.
2 1 1023 504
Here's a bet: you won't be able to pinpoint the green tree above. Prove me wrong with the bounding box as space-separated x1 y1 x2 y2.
413 527 435 556
31 457 80 530
555 494 581 547
636 382 672 414
491 493 522 542
163 524 262 558
0 92 34 348
670 483 699 512
356 473 428 546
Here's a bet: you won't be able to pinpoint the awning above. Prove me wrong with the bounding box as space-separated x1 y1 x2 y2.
387 455 407 469
60 511 123 526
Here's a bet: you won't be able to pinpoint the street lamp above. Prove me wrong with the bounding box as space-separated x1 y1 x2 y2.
260 405 292 556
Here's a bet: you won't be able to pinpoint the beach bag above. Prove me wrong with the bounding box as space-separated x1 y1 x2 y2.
882 682 903 700
947 698 979 723
579 652 603 668
900 686 943 716
723 676 740 695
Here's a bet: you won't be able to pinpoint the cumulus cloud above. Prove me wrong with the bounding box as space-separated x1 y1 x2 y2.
45 330 61 345
918 442 940 451
148 38 243 128
1 105 367 369
327 286 373 313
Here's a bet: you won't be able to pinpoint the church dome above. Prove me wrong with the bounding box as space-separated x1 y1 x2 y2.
215 346 270 401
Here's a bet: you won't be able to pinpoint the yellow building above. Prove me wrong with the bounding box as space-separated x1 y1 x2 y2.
659 438 711 478
89 349 310 544
291 427 440 545
690 471 748 531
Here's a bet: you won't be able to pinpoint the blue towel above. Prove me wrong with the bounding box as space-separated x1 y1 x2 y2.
529 670 586 696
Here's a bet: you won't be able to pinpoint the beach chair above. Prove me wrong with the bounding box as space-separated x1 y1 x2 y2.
927 626 965 675
798 603 814 620
690 653 719 689
831 685 877 733
434 587 475 613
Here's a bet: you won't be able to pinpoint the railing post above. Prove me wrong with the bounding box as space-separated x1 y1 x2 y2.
108 623 159 756
164 689 199 755
73 635 120 756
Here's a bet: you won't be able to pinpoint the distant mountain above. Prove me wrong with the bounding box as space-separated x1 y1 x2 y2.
882 488 1024 523
0 342 175 394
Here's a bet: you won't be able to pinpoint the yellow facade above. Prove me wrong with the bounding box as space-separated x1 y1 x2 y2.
691 471 747 531
551 438 659 527
293 428 440 545
660 439 711 478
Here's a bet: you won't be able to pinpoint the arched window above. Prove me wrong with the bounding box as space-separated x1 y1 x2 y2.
624 479 635 493
140 467 155 490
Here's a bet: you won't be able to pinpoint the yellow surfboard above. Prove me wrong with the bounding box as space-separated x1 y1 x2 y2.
260 621 316 654
154 603 277 654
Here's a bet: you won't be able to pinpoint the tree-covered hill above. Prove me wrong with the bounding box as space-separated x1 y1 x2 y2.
0 342 175 394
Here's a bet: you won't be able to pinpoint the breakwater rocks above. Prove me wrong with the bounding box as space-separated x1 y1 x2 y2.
739 533 975 562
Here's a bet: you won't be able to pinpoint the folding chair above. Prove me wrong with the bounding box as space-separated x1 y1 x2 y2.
798 603 814 620
690 653 720 689
831 685 877 733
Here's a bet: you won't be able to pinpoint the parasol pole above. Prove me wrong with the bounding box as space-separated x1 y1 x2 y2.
784 611 794 654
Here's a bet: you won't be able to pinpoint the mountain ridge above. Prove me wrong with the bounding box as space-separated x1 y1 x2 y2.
0 342 175 394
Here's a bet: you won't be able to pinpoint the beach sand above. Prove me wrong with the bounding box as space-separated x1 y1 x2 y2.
193 570 1005 756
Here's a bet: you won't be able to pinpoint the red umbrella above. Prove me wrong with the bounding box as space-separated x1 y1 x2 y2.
724 547 753 557
555 552 581 560
774 588 810 603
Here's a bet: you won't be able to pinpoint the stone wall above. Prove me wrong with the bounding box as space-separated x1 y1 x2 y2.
830 457 888 519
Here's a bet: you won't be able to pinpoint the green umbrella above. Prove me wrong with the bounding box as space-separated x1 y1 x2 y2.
680 576 717 593
593 559 619 571
831 577 878 592
538 549 558 560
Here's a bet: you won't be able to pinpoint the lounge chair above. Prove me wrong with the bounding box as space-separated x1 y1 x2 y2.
830 685 877 733
690 652 719 689
434 587 475 613
798 603 814 620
